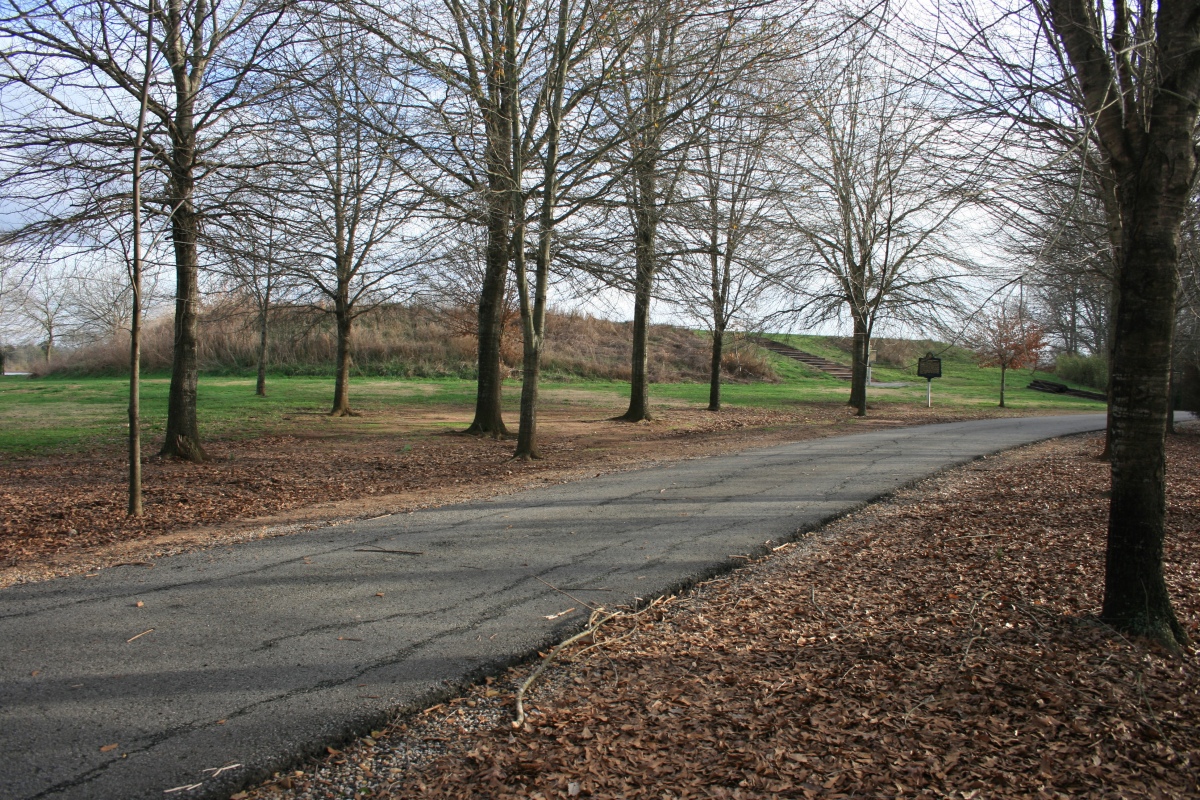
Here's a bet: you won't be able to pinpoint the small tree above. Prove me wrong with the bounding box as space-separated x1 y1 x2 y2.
20 264 70 364
969 302 1046 408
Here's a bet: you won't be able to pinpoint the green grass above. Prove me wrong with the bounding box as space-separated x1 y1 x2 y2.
753 334 1103 410
0 336 1106 456
0 374 485 454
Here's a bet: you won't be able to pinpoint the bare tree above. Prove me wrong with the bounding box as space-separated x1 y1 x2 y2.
354 0 528 437
207 171 300 397
0 249 33 372
0 0 302 460
603 0 791 422
994 144 1116 358
54 257 164 346
1041 0 1200 650
19 264 70 363
664 78 788 411
265 20 428 417
128 11 152 516
509 0 645 458
774 51 977 416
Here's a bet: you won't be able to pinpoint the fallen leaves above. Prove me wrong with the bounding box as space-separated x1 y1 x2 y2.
361 429 1199 800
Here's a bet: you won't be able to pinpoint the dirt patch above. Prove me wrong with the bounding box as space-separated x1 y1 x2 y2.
0 402 1039 587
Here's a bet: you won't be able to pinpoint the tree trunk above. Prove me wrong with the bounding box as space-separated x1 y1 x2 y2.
1043 0 1198 652
848 321 868 417
256 307 268 397
1102 166 1188 649
466 177 511 438
128 24 149 517
515 214 546 460
129 276 143 517
621 248 654 422
999 363 1006 408
331 301 354 416
621 167 657 423
160 198 207 462
708 329 724 412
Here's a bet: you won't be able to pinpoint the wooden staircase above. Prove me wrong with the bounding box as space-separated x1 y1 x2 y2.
752 337 853 380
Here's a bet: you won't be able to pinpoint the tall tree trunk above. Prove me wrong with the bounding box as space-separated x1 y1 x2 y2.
1044 0 1200 652
468 197 511 437
158 10 205 463
256 308 268 397
708 329 724 412
708 212 726 413
515 213 550 460
160 198 207 462
849 319 868 417
331 300 354 416
128 15 150 517
999 364 1007 408
467 116 512 438
129 259 143 517
621 167 658 423
1102 174 1187 648
621 243 654 422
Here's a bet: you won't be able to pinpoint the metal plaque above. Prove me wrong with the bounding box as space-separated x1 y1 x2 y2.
917 354 942 379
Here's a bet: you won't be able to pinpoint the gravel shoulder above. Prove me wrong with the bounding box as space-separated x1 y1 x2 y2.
241 424 1200 800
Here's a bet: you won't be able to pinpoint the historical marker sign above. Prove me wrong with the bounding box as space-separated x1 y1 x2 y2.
918 353 941 408
917 354 942 380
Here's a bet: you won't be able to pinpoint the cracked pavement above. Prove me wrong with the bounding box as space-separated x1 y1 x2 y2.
0 414 1106 800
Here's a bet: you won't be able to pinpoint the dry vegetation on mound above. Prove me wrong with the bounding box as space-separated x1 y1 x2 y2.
39 303 776 383
242 428 1200 800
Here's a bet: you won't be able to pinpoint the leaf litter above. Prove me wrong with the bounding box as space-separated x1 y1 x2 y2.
242 425 1200 800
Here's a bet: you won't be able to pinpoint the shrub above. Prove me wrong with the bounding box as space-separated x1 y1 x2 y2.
1055 353 1108 389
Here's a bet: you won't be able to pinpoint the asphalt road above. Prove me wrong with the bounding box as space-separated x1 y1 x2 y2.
1 414 1107 800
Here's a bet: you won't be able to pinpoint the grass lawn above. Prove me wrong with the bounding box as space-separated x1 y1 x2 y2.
0 337 1104 455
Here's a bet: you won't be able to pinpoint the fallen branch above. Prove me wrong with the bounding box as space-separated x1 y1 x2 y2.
202 764 242 778
514 608 622 729
126 628 154 643
535 575 599 611
514 597 676 728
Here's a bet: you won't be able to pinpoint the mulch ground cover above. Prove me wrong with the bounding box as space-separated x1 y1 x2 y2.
245 427 1200 800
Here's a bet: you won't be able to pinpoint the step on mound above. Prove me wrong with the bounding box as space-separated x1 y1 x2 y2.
752 336 853 380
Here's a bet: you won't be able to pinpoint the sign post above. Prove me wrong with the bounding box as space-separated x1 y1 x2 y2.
917 352 942 408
